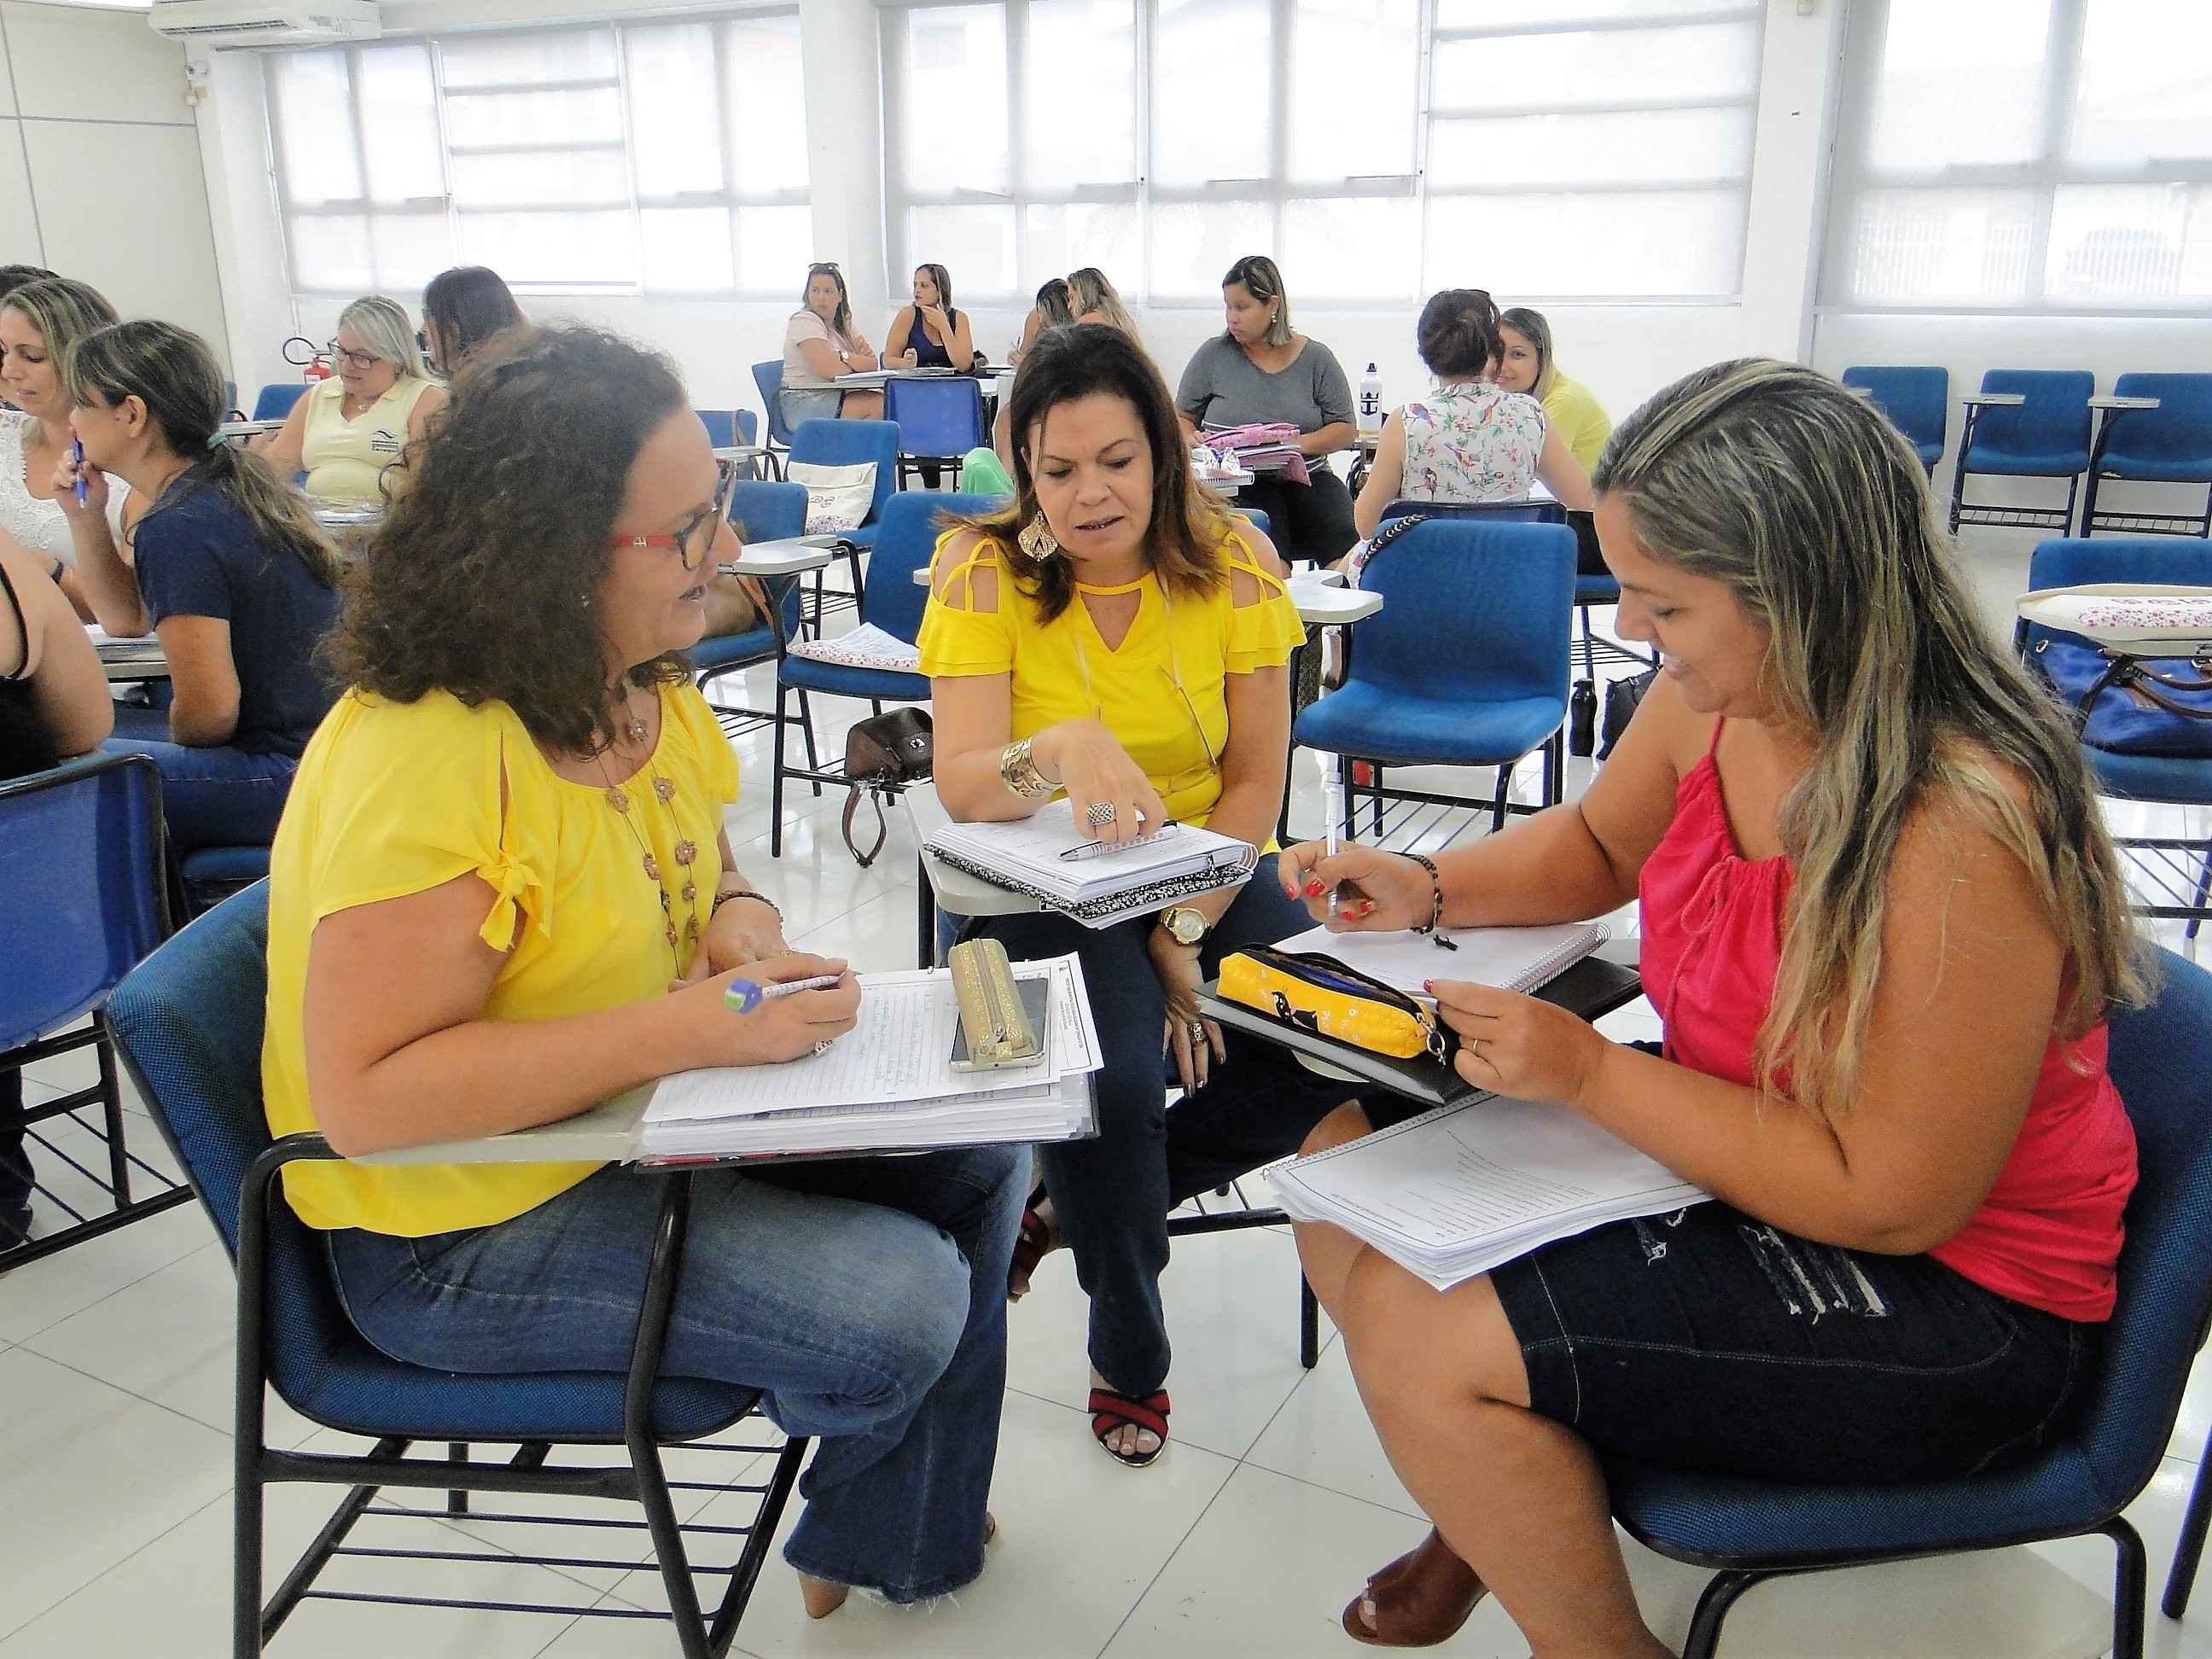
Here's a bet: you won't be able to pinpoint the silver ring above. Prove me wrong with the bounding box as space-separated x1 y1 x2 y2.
812 1039 833 1057
1086 800 1116 829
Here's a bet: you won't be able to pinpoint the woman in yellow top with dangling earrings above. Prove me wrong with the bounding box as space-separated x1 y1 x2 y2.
920 323 1371 1470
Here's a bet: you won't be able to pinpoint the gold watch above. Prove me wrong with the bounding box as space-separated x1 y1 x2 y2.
1158 906 1208 947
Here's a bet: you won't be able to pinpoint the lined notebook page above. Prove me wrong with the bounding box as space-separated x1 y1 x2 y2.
1273 921 1609 996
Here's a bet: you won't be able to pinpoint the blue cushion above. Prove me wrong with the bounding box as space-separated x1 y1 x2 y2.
690 626 778 673
779 655 930 702
2096 454 2212 485
1965 445 2091 477
1295 683 1567 766
2083 744 2212 807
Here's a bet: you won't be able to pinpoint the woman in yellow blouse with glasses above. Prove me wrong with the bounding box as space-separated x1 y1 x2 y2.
922 323 1366 1470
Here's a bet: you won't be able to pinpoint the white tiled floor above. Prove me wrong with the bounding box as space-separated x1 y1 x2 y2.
5 526 2209 1656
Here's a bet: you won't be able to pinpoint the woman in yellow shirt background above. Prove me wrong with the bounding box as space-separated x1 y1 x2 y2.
923 323 1366 1468
260 323 1022 1617
1498 306 1614 474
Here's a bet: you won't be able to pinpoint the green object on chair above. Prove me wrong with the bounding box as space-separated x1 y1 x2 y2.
959 447 1014 498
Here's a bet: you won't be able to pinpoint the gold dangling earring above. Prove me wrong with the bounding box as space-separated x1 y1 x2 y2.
1016 510 1060 562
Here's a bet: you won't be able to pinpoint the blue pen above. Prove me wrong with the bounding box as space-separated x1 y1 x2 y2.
71 437 86 506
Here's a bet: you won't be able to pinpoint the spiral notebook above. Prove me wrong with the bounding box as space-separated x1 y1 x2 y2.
1272 919 1610 997
924 799 1257 928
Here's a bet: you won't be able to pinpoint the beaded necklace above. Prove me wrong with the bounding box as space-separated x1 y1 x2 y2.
595 689 699 975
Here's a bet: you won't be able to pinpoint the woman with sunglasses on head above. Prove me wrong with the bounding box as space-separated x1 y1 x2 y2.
782 263 882 423
255 295 447 505
57 319 342 859
0 276 134 614
259 323 1019 1619
923 323 1366 1470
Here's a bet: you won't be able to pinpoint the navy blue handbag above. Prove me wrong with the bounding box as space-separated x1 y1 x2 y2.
2033 637 2212 756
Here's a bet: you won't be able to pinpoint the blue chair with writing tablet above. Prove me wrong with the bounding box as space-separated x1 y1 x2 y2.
251 383 309 423
1606 946 2212 1659
692 479 817 777
2082 372 2212 540
1841 364 1949 474
1948 370 2093 537
108 881 808 1659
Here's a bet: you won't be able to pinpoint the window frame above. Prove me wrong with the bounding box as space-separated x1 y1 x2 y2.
263 7 811 300
1820 0 2212 317
876 0 1762 309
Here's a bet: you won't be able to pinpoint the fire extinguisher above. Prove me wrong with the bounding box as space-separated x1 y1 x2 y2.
282 335 332 383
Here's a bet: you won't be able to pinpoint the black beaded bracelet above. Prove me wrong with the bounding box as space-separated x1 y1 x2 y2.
1400 851 1455 949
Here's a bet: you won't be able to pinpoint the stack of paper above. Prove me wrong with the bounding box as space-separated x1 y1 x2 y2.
925 799 1255 926
1267 1096 1707 1290
635 955 1103 1162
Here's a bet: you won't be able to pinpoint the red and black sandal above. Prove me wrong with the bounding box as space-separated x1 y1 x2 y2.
1087 1386 1171 1470
1008 1190 1055 1301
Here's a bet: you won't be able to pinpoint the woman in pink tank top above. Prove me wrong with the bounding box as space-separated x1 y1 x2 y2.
1273 359 2150 1654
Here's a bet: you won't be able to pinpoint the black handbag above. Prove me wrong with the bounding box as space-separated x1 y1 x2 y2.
1598 667 1658 760
841 707 934 867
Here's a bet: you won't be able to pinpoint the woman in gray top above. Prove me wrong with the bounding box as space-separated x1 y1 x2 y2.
1175 255 1359 564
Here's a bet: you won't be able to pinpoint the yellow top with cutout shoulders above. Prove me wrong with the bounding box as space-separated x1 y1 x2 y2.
916 525 1299 828
259 682 738 1236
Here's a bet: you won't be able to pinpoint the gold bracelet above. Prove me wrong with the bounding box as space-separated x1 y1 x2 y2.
999 738 1055 800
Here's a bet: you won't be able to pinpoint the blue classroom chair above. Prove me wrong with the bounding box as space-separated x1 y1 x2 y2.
750 359 794 477
251 383 309 422
1295 518 1575 838
770 492 992 859
1841 364 1949 474
692 479 817 774
2082 373 2212 539
1609 946 2212 1659
884 377 986 488
0 753 187 1270
108 882 806 1659
1948 370 2093 537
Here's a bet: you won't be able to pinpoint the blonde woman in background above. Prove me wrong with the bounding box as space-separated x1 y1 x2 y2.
1284 358 2144 1651
257 295 446 505
1066 267 1140 337
0 276 133 612
1495 306 1611 474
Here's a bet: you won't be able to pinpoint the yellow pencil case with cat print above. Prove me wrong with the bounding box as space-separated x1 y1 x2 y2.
1216 947 1453 1063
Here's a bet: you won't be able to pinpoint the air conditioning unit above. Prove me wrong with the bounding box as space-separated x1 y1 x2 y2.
148 0 381 47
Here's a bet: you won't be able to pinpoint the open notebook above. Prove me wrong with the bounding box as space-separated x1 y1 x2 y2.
925 799 1256 927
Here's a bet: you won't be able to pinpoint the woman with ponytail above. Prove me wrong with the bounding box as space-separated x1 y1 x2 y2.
59 318 341 857
1280 358 2146 1652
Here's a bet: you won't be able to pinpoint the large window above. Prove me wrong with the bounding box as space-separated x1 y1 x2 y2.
266 12 810 296
1825 0 2212 311
878 0 1761 307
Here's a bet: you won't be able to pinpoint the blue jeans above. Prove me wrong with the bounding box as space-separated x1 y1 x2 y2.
327 1146 1023 1603
102 725 298 856
974 855 1362 1396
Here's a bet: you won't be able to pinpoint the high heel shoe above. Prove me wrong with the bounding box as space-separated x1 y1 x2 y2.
1341 1528 1487 1647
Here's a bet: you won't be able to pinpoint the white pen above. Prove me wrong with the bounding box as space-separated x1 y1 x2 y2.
1319 750 1345 913
724 972 844 1013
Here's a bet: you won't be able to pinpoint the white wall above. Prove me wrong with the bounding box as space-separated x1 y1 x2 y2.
1 1 229 366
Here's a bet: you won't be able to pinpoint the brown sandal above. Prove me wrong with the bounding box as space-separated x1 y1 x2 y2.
1341 1528 1487 1647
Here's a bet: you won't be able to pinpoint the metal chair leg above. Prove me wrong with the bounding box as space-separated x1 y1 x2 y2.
446 1442 469 1515
2106 1515 2148 1659
797 690 822 797
1680 1568 1766 1659
94 1013 131 1204
1489 757 1513 835
1299 1275 1320 1370
2164 1445 2212 1619
771 683 789 858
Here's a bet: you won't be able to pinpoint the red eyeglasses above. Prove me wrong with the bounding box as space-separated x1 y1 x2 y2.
608 470 734 573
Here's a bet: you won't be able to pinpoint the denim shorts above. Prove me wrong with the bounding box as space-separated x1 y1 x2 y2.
1490 1200 2098 1485
781 387 844 425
